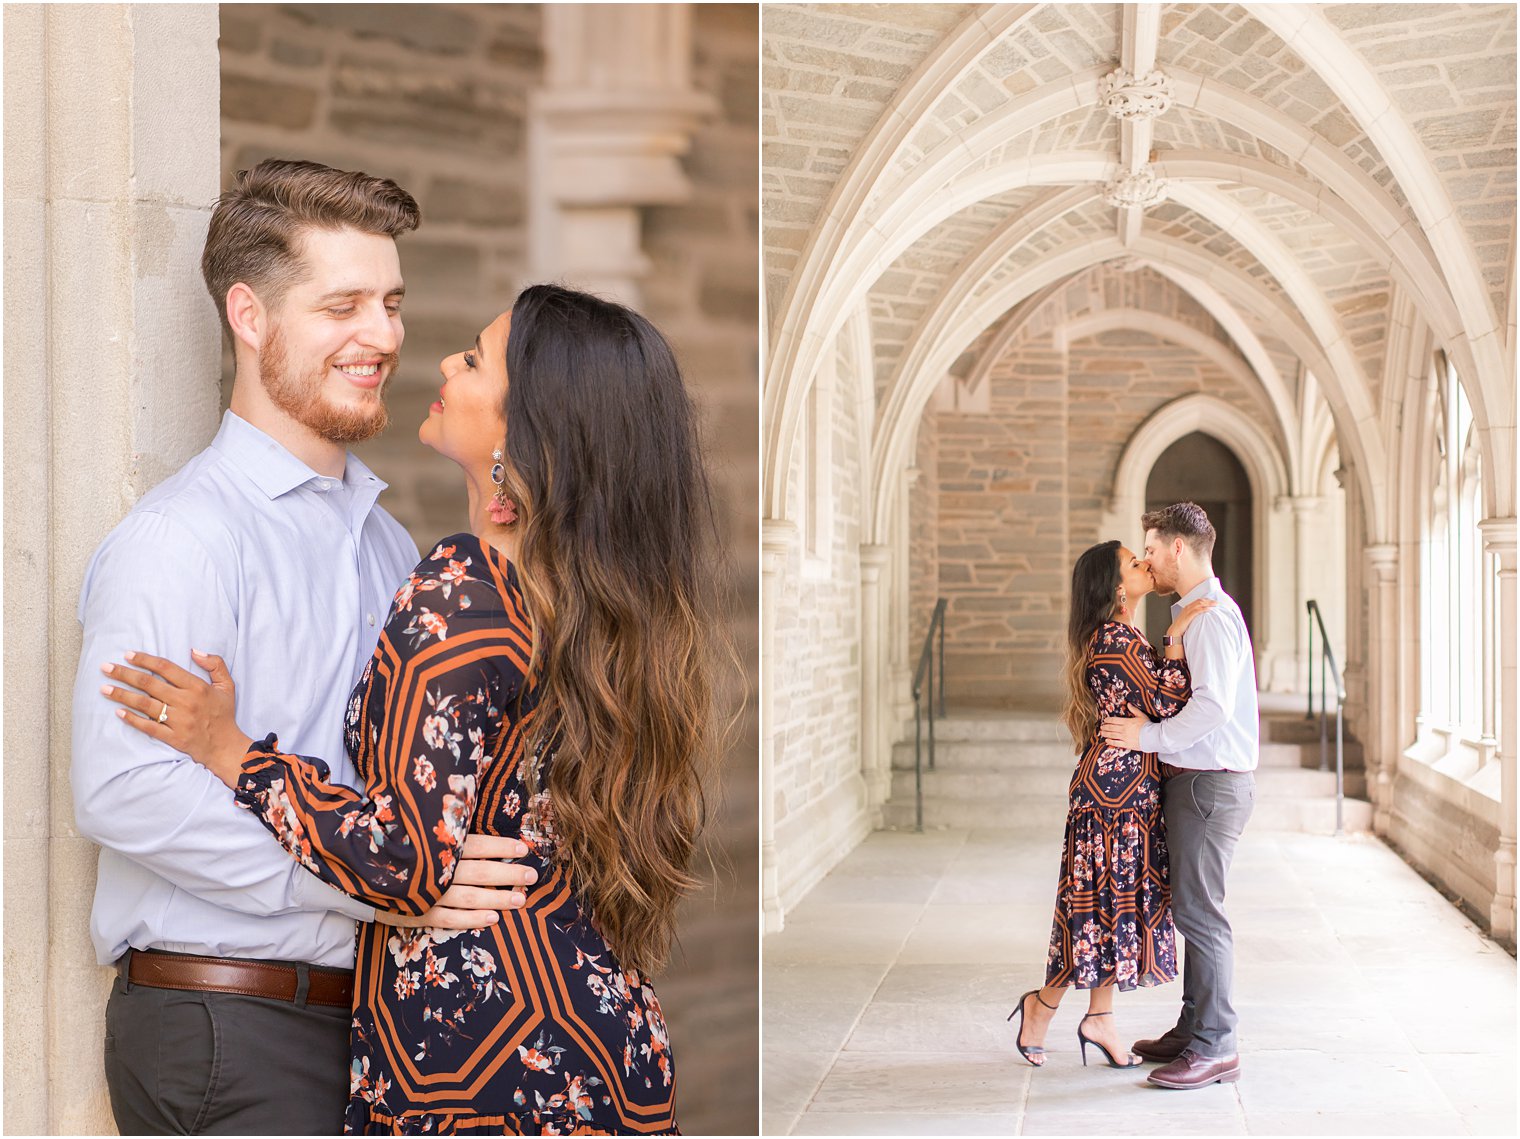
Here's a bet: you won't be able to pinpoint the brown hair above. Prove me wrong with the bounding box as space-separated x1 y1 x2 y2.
1141 501 1216 560
502 284 734 977
1062 540 1123 753
201 158 420 336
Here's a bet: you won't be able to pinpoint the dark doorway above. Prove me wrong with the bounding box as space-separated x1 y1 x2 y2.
1142 432 1254 647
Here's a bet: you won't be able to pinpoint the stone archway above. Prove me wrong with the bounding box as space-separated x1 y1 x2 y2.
1142 432 1255 647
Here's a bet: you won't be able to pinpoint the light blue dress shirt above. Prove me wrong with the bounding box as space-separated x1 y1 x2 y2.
72 411 419 968
1137 576 1260 772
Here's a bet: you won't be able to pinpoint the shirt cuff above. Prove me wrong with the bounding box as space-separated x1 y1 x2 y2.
292 863 375 923
1138 721 1160 753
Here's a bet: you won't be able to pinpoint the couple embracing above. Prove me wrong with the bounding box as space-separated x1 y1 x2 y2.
74 158 725 1134
1009 503 1258 1090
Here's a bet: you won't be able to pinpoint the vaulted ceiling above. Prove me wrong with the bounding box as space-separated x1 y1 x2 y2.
762 3 1517 536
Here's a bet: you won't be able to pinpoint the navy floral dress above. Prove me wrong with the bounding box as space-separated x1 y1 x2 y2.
1044 621 1190 991
235 534 678 1135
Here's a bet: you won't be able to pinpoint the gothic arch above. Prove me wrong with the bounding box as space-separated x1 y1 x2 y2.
868 232 1382 546
1103 393 1291 671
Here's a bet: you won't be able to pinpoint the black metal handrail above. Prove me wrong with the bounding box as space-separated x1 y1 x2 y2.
911 598 948 833
1305 599 1347 836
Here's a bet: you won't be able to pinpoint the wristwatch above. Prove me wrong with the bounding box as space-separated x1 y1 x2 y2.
1163 635 1180 647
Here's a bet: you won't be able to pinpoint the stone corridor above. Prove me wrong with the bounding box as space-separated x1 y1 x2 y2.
763 822 1517 1136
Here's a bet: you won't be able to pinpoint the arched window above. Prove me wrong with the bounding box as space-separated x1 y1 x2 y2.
1420 353 1487 747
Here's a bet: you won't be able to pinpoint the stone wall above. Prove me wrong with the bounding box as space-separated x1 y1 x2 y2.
770 354 871 910
3 7 224 1132
919 269 1276 704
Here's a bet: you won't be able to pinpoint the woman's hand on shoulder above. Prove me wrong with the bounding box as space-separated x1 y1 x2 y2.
1167 598 1217 639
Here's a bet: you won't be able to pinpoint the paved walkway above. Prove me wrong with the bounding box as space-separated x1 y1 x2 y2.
763 822 1517 1135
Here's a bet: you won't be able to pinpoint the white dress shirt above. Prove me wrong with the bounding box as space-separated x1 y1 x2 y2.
1137 576 1259 772
72 410 419 967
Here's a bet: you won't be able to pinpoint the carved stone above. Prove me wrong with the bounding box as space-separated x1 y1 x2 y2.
1098 67 1174 121
1103 165 1170 209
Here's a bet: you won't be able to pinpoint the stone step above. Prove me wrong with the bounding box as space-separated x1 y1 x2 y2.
880 793 1373 835
891 737 1362 773
910 714 1070 743
891 739 1078 770
1263 711 1358 745
889 764 1366 803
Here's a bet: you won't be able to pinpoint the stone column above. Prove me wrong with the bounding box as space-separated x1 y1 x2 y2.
529 3 714 306
3 5 222 1133
1479 517 1517 942
892 466 923 725
859 544 891 819
1287 495 1326 690
760 520 796 933
1365 543 1399 834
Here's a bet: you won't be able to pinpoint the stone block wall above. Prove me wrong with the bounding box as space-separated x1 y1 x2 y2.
770 349 870 909
917 270 1275 705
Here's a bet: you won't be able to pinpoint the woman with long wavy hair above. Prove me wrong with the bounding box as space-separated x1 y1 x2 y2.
102 284 727 1134
1006 540 1211 1070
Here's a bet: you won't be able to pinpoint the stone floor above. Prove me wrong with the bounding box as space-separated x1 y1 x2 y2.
763 821 1518 1136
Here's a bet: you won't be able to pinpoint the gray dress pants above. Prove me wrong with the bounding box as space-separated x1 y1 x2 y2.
103 970 350 1135
1162 769 1255 1058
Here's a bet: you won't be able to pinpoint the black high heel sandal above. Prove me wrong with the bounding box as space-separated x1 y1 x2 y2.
1007 989 1059 1066
1077 1011 1143 1068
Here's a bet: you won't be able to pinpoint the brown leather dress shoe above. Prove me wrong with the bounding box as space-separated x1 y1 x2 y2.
1132 1027 1191 1063
1146 1048 1241 1089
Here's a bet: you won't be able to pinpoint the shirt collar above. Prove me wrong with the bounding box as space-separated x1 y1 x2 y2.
1171 575 1221 615
211 410 388 501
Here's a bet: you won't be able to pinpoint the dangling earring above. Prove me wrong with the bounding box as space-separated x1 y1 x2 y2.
1117 588 1129 622
487 447 518 525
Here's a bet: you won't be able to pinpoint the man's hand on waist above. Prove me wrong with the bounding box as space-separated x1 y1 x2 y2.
374 834 538 931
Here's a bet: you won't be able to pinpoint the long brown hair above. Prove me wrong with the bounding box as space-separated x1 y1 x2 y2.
500 284 726 976
1061 540 1122 753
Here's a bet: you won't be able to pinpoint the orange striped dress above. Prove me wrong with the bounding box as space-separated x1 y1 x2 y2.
236 534 678 1135
1044 620 1189 992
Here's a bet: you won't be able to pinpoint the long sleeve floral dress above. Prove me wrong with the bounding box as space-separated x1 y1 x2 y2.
234 534 678 1135
1044 621 1190 991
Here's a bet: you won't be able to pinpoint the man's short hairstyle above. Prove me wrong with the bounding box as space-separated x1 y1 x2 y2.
1142 501 1217 560
201 158 421 336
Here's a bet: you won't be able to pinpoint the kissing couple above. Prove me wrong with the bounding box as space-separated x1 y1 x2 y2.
1007 502 1259 1089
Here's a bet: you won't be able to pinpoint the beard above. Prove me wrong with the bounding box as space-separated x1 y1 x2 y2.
259 324 396 445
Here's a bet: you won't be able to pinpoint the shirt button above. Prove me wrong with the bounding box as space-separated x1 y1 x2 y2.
367 613 376 627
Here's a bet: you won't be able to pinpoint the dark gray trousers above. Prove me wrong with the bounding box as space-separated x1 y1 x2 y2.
104 969 349 1135
1162 770 1255 1059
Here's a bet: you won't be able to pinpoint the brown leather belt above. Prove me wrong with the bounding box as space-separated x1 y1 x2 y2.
1161 763 1233 778
120 949 354 1009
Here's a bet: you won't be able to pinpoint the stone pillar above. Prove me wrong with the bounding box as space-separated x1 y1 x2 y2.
2 5 222 1133
859 544 891 819
892 466 923 725
1479 517 1517 943
760 520 796 933
1287 495 1326 690
1365 543 1399 834
529 3 714 306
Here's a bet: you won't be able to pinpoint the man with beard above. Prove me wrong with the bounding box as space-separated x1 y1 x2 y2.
72 160 534 1134
1099 501 1258 1090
